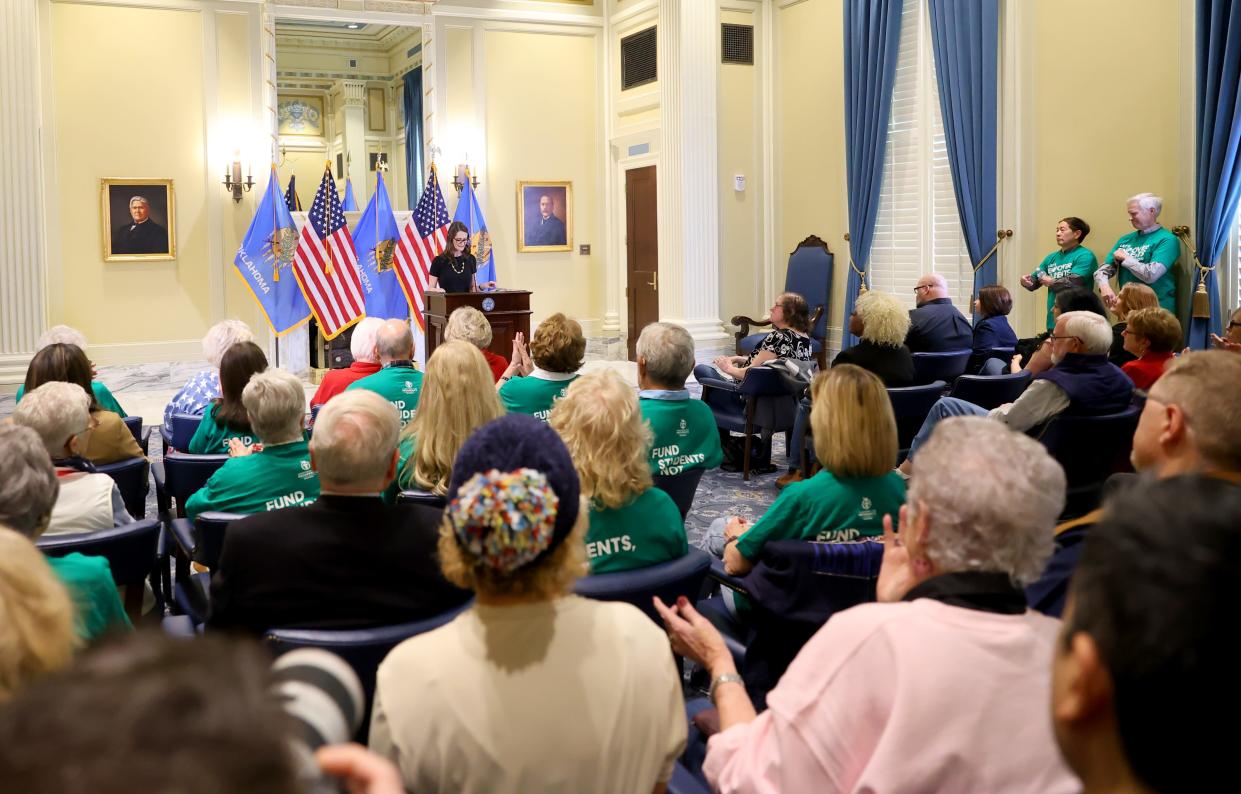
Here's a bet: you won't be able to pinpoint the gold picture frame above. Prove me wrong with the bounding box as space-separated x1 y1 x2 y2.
101 178 176 262
517 181 572 253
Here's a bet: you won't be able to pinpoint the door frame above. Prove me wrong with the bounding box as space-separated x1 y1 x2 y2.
612 149 659 349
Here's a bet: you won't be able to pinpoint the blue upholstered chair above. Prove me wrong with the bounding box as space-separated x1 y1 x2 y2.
887 381 948 463
396 489 447 508
95 456 150 519
168 511 243 573
669 761 713 794
652 469 706 520
168 412 204 452
948 371 1032 411
732 235 834 369
698 368 797 481
37 517 161 618
574 548 712 625
121 415 151 455
911 350 972 385
1028 405 1142 519
152 452 228 518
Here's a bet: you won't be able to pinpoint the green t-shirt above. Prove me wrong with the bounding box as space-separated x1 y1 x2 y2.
346 365 423 427
46 553 133 642
16 380 126 418
734 470 906 562
382 435 418 504
185 439 320 521
1032 246 1099 328
187 402 256 455
498 373 578 421
585 487 687 574
1103 227 1180 312
639 395 724 476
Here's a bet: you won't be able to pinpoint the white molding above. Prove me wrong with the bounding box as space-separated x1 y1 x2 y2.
757 0 775 317
776 0 809 9
431 4 603 27
615 89 658 117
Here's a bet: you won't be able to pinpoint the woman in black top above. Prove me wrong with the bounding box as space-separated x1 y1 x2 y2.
833 290 915 386
428 221 496 293
712 292 815 380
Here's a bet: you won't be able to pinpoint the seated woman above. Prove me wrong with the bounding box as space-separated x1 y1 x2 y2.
497 312 585 421
1120 307 1182 390
369 414 686 793
187 341 268 454
1020 216 1098 330
9 386 133 534
658 418 1076 793
970 284 1018 373
163 319 253 436
394 340 504 496
707 292 815 381
185 369 320 521
15 325 126 417
636 322 723 476
832 290 914 386
23 344 142 466
444 306 510 383
550 370 687 574
0 528 78 699
1108 282 1159 366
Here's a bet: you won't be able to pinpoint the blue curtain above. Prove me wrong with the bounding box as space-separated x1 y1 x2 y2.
1192 0 1241 347
927 0 999 308
842 0 904 350
403 68 424 210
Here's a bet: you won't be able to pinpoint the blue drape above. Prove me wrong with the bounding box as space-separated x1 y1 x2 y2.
927 0 999 308
403 68 424 210
1192 0 1241 347
842 0 904 350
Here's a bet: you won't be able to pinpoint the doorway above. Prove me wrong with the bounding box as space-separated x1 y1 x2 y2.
625 165 658 360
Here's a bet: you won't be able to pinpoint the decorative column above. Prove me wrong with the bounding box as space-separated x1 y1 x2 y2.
658 0 727 341
341 80 369 204
0 0 48 384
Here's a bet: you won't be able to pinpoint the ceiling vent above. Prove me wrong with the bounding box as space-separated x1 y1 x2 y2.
722 23 753 65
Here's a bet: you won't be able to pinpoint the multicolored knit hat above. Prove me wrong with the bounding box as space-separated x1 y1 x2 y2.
446 413 581 573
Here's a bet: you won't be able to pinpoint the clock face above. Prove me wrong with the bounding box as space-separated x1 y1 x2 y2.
482 297 495 312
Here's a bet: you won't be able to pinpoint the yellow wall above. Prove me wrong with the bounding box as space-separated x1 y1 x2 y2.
718 7 762 326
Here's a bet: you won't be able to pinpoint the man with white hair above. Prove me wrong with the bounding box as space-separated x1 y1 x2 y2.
208 389 469 634
15 325 126 417
900 311 1133 472
10 382 134 534
637 322 723 476
345 319 422 428
905 273 972 352
1094 193 1179 313
184 368 319 521
310 316 385 408
163 319 254 435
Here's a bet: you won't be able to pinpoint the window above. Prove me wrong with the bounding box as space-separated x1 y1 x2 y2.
1230 206 1241 313
867 0 973 309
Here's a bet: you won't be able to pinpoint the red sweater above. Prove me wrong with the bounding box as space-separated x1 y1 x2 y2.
311 361 382 407
483 349 509 383
1122 351 1175 391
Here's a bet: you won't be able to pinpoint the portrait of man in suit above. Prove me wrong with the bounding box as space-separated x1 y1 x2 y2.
518 182 571 252
103 180 175 260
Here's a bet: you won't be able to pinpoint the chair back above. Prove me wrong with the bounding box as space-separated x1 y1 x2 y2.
95 456 150 519
887 381 947 459
193 511 244 570
37 518 161 587
122 415 143 445
739 366 794 397
949 371 1032 411
784 236 833 342
652 469 706 520
162 452 229 516
396 489 447 508
1029 406 1142 517
169 412 204 451
574 548 712 624
911 350 972 385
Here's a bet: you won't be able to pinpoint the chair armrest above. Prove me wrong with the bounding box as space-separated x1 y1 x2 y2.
152 461 171 514
731 315 773 355
708 558 749 596
140 427 153 457
697 375 741 393
168 517 198 559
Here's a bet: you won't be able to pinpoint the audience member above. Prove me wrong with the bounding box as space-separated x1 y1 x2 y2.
444 306 510 382
1118 306 1181 390
636 322 723 476
551 370 687 574
658 417 1076 793
498 312 585 420
1095 192 1179 313
0 424 131 641
10 385 132 534
187 340 267 454
370 414 686 793
1010 286 1111 374
346 319 422 428
709 292 815 380
15 325 126 416
185 369 319 521
310 316 384 407
0 527 77 701
832 290 915 386
1210 305 1241 352
209 389 469 633
163 319 253 435
1052 475 1241 794
22 344 142 465
904 273 972 352
970 284 1018 372
1107 282 1159 366
395 340 504 496
1021 217 1099 329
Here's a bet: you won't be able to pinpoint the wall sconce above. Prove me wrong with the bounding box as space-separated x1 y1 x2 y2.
452 164 480 194
222 159 255 203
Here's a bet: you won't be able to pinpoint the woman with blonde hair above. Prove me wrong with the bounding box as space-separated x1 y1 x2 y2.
550 370 686 574
498 312 585 421
832 290 914 386
395 341 504 495
1109 282 1160 366
0 527 78 701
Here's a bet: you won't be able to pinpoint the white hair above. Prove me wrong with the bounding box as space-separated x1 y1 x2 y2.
1059 310 1113 355
636 322 695 387
909 416 1065 586
0 425 59 538
349 317 385 364
201 320 254 368
375 320 414 362
1128 192 1163 216
310 389 400 486
11 382 91 458
128 196 151 207
444 306 493 350
241 368 306 445
35 325 88 353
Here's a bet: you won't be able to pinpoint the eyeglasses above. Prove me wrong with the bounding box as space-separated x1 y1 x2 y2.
453 236 469 243
1047 334 1082 343
913 285 932 293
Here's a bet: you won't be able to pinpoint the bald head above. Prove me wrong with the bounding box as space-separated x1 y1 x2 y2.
374 320 414 363
915 273 950 305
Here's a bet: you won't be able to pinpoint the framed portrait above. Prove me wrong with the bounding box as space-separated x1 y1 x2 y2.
367 87 386 131
517 181 572 252
277 94 325 138
100 178 176 262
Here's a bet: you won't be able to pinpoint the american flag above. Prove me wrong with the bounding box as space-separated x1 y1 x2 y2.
394 166 451 331
292 166 365 340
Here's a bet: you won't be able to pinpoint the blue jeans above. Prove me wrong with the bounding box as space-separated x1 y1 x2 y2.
978 358 1008 376
906 397 989 461
788 397 812 471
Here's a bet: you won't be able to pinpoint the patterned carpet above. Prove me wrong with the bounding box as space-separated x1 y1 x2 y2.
683 436 786 549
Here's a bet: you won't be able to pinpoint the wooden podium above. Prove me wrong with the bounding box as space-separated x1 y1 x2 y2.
424 290 532 361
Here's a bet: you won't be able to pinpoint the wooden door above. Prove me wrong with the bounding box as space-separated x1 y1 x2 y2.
625 165 659 360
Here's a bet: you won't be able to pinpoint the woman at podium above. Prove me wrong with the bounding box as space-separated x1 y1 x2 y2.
428 221 496 293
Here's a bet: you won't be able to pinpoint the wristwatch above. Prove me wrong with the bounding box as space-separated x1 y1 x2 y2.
709 673 744 705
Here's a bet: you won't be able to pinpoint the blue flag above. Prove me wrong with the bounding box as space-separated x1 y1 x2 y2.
342 177 359 211
352 171 409 319
234 167 312 335
452 171 497 286
284 175 302 212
